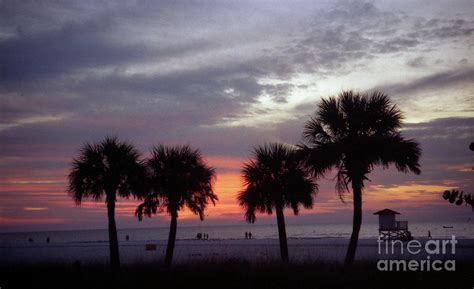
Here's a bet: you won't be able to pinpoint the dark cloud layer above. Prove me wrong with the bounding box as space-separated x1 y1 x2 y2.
380 69 474 96
2 1 473 129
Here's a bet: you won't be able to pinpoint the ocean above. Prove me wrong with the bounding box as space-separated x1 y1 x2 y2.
1 221 473 246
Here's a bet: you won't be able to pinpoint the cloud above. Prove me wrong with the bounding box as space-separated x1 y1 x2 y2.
378 68 474 95
406 56 426 68
0 15 216 83
2 0 472 130
374 37 420 53
0 0 473 230
417 19 474 39
23 207 49 211
404 117 474 138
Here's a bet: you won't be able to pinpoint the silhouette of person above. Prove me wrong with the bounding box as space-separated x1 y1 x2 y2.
46 237 50 243
245 232 248 239
249 232 252 239
428 230 432 239
126 235 130 241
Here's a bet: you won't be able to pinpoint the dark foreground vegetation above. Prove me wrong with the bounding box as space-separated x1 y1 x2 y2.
1 261 473 289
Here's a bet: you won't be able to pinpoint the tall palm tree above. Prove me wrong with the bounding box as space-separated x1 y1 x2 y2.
136 145 217 267
238 143 317 263
68 136 147 272
300 90 421 267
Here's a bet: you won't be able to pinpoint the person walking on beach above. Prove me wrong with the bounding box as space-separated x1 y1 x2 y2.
428 230 432 239
249 232 252 239
46 237 50 243
245 232 248 239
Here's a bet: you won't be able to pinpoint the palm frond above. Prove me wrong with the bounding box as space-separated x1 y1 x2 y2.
136 193 162 221
238 143 317 222
301 90 421 199
142 144 217 220
68 137 146 205
368 134 421 174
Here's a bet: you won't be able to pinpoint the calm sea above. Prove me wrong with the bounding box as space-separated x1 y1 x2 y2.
1 222 473 245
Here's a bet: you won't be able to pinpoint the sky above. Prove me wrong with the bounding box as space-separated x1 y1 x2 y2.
0 0 473 232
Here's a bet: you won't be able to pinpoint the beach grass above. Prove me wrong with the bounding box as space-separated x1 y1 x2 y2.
1 260 473 289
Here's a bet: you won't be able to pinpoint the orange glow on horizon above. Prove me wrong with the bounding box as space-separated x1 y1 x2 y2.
365 184 452 204
206 155 246 171
23 207 49 211
0 216 65 225
0 154 468 228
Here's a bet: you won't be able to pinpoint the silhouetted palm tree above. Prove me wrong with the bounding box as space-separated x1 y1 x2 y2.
300 91 421 267
68 136 146 272
238 143 317 262
136 145 217 267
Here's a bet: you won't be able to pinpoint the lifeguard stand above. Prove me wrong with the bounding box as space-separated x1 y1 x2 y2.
374 208 412 240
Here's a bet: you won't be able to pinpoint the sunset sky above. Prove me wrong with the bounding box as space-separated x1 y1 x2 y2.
1 1 473 232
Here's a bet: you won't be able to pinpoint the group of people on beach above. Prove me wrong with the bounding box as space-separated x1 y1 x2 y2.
245 232 252 239
28 237 50 243
196 232 209 240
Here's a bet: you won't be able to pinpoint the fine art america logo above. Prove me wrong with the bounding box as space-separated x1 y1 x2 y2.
377 236 457 271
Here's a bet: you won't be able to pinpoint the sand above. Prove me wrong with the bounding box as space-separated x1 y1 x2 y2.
1 238 473 265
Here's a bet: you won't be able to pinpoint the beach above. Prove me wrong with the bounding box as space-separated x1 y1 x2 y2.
2 237 473 265
2 237 473 289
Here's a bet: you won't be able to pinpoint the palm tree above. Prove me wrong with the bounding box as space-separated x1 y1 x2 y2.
68 136 147 272
136 145 217 267
238 143 317 263
300 90 421 267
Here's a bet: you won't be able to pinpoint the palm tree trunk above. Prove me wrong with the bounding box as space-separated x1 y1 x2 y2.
345 178 362 267
164 210 178 267
106 195 121 273
275 204 289 263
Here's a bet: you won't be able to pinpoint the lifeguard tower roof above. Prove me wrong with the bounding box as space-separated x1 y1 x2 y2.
373 208 400 215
